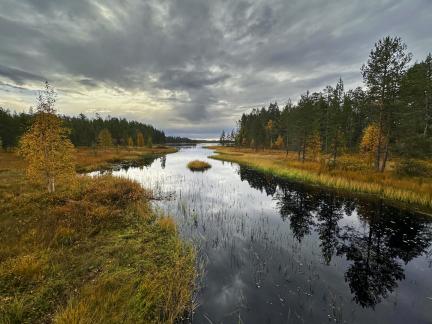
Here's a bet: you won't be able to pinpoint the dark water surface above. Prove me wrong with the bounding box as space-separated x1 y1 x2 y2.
94 145 432 323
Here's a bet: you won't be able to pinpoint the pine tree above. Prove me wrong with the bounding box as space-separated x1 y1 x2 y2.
266 119 274 148
361 36 412 171
220 130 226 146
307 133 321 161
18 82 76 193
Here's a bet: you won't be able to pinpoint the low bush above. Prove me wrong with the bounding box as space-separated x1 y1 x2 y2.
326 155 371 172
395 159 432 177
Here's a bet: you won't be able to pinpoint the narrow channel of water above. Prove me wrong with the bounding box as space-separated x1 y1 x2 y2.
92 144 432 323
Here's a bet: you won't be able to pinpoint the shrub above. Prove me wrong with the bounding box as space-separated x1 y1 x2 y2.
84 176 147 207
395 159 432 177
328 155 372 172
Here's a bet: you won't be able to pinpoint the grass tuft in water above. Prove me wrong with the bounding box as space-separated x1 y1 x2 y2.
187 160 211 172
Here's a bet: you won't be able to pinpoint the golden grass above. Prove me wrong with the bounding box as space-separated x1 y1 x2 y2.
209 146 432 210
0 146 176 175
75 146 177 172
187 160 211 171
0 167 196 323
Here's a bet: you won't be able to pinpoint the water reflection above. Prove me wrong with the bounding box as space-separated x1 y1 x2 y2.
160 155 166 169
239 166 432 309
101 146 432 323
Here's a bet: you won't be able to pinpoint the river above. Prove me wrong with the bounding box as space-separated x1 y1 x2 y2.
93 144 432 323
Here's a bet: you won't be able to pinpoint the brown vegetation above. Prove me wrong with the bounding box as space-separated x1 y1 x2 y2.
209 146 432 210
0 173 196 323
0 146 195 323
75 146 176 172
187 160 212 171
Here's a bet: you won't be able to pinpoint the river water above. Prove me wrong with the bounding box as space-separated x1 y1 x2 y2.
94 144 432 323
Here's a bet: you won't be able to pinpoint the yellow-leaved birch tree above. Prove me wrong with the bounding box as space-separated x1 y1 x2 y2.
136 130 145 147
18 82 76 193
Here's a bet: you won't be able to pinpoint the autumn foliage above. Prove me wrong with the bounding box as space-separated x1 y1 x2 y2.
18 82 75 193
360 123 383 165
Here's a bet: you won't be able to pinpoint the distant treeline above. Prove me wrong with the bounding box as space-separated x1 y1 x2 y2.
165 136 219 144
0 110 166 149
165 136 196 143
230 36 431 171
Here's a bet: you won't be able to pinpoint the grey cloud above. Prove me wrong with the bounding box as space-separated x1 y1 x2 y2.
0 65 45 85
0 0 431 137
78 79 99 88
158 69 230 90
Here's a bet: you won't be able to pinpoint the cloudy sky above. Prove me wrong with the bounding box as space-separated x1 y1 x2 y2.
0 0 430 138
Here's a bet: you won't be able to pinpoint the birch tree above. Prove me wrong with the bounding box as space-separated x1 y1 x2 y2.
19 82 75 193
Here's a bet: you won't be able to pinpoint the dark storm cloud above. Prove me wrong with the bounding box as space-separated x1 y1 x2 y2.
0 0 431 137
0 65 45 85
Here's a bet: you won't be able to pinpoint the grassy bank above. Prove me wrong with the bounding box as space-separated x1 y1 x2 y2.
0 149 196 323
75 146 177 172
209 146 432 210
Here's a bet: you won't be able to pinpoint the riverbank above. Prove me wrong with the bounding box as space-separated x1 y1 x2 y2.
208 146 432 211
75 146 177 172
0 149 196 323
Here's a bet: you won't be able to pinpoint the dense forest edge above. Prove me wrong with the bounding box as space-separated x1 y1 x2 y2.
0 107 202 149
214 36 432 210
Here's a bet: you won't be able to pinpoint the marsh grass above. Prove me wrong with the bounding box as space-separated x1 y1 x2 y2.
187 160 211 172
0 173 196 323
75 146 177 172
210 147 432 210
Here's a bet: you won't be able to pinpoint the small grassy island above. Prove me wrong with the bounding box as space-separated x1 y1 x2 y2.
187 160 212 171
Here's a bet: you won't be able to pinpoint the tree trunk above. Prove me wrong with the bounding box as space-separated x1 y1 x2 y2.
48 176 55 193
375 105 384 171
332 131 338 165
302 138 306 163
424 92 429 137
325 96 329 154
380 137 390 172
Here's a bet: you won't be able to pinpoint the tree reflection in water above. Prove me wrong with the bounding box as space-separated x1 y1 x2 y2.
238 166 432 308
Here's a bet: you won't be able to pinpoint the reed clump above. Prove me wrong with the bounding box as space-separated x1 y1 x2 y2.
187 160 211 171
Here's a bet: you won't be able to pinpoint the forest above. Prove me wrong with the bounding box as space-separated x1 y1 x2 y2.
229 37 431 173
0 108 166 149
